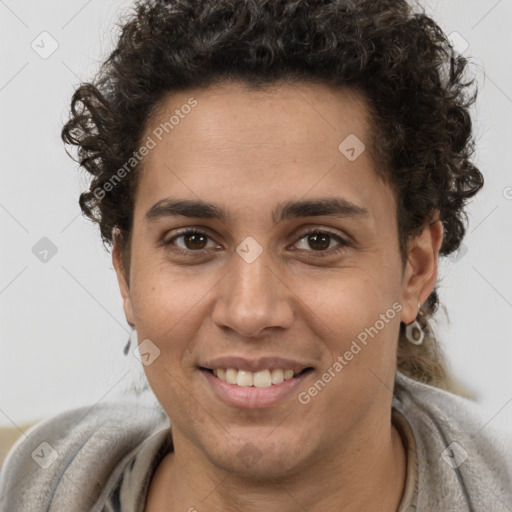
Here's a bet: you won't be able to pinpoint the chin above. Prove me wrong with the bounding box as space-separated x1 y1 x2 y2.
205 436 312 481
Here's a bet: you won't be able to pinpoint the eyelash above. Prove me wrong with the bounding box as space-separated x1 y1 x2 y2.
162 227 351 258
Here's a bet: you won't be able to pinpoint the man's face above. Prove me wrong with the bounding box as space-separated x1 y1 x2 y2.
115 80 415 478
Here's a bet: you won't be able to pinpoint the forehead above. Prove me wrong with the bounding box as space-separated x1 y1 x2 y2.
134 79 392 226
145 79 371 153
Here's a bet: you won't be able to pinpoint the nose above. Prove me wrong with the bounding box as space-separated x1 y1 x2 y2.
211 247 294 338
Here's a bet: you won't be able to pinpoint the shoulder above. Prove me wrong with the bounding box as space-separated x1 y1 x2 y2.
0 400 168 512
393 371 512 510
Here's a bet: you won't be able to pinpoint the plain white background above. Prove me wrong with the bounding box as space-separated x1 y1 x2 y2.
0 0 511 439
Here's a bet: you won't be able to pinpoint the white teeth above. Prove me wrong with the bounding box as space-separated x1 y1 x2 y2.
284 369 294 380
236 370 253 387
270 369 284 385
212 367 300 387
225 368 238 385
253 369 272 388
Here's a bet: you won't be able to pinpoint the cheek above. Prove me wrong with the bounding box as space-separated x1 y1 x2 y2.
130 247 195 316
300 270 402 397
296 273 401 400
129 260 219 357
304 268 399 330
128 265 210 410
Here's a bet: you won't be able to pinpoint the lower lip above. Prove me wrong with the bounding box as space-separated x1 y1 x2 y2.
200 369 313 408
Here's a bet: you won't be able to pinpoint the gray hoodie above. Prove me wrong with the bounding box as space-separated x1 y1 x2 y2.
0 371 511 511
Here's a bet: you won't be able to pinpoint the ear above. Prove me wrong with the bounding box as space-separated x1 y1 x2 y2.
112 229 136 328
400 216 444 324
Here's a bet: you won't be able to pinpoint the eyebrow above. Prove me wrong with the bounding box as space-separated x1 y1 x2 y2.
145 196 369 226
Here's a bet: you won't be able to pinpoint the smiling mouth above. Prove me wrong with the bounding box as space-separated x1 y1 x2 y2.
200 367 314 388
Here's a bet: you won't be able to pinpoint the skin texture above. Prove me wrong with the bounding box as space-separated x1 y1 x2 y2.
113 80 443 511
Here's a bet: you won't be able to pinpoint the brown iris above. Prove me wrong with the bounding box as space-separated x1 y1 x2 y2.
306 232 331 251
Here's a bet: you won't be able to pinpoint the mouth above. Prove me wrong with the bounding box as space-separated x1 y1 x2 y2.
198 365 315 408
199 366 314 388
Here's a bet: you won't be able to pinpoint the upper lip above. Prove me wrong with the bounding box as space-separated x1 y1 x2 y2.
200 356 314 373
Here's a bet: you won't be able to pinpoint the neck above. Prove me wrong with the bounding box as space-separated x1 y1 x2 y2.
146 412 407 512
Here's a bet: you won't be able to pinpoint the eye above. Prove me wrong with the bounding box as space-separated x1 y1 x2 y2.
292 228 350 257
162 227 350 258
163 228 218 253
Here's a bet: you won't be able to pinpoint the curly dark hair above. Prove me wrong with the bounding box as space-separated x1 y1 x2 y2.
62 0 483 391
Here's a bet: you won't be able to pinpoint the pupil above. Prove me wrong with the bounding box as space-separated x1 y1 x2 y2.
309 233 330 251
186 233 206 250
